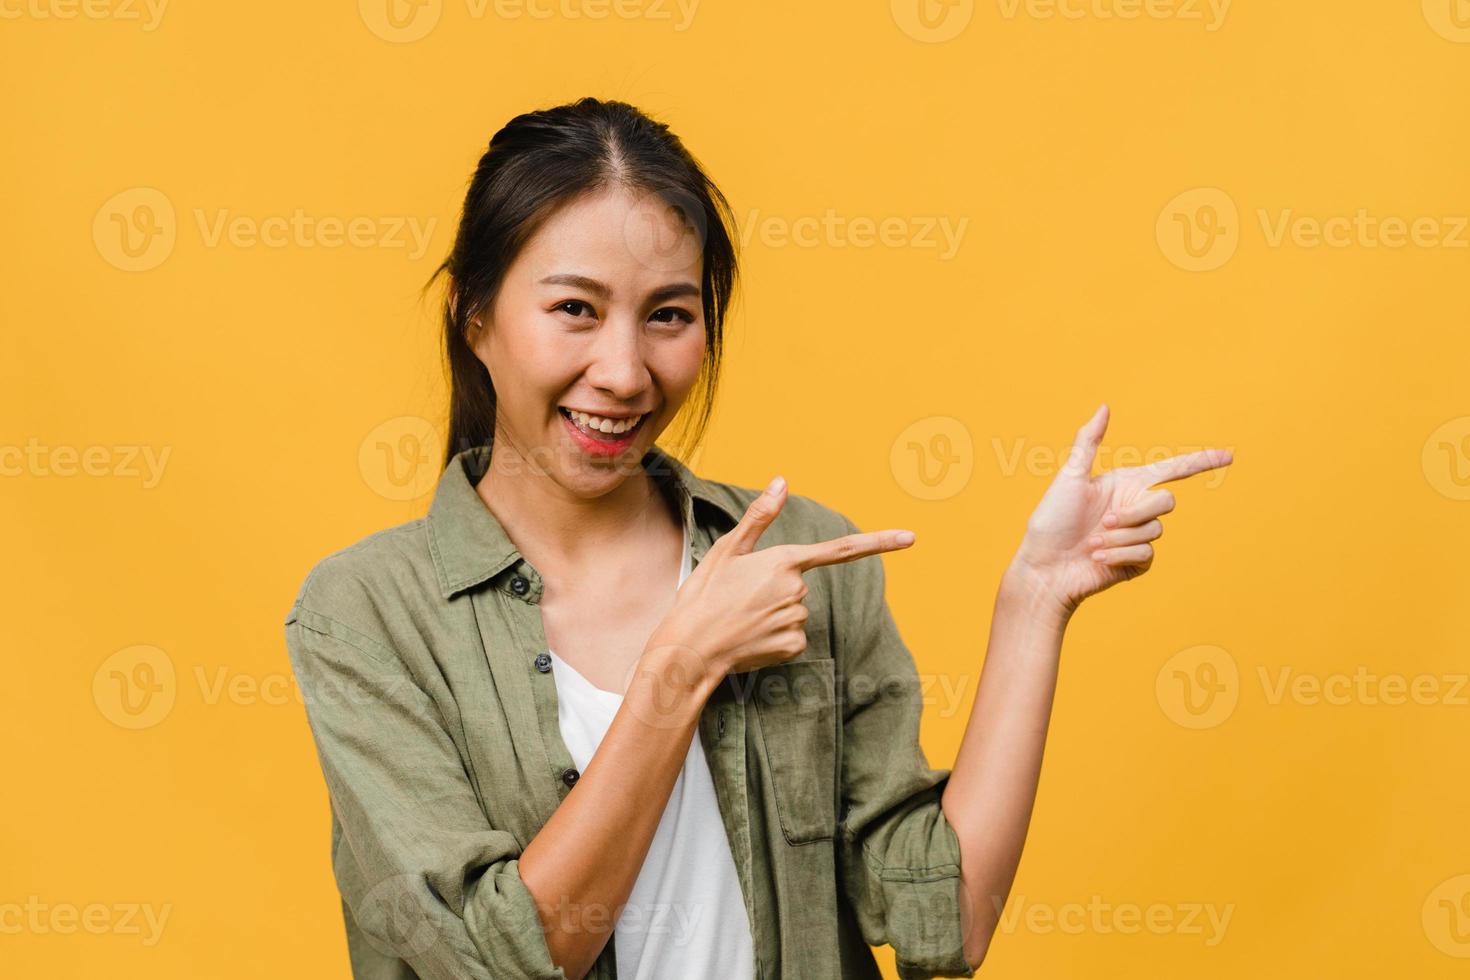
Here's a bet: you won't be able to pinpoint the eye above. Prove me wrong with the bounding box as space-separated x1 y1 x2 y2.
555 300 596 319
650 307 696 325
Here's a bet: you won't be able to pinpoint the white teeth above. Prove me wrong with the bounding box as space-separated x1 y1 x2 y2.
566 409 644 435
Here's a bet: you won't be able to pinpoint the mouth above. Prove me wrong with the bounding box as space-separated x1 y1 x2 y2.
558 406 649 456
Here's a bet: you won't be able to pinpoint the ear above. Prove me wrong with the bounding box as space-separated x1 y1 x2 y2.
450 282 486 345
465 312 485 346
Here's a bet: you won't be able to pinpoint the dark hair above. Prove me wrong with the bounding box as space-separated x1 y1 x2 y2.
424 97 740 470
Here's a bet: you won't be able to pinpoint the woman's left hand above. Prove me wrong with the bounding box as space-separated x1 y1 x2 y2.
1010 403 1233 617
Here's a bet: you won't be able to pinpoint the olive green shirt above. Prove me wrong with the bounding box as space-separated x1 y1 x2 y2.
283 442 975 980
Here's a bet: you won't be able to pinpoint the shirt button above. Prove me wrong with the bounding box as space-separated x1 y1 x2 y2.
534 652 552 673
716 713 726 738
561 767 580 787
510 575 530 595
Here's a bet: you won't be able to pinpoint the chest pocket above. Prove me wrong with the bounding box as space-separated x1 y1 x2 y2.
752 651 838 845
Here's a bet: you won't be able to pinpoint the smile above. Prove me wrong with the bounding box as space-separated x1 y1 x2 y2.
558 407 648 455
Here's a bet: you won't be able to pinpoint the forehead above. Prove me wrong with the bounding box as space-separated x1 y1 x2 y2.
514 185 704 288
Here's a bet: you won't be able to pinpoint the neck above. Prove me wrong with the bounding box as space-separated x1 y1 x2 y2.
475 433 680 566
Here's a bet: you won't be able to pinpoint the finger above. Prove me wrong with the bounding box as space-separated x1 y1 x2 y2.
1091 542 1154 565
1104 490 1175 528
1133 447 1233 488
1059 403 1109 479
713 476 788 557
1089 519 1162 550
783 528 917 572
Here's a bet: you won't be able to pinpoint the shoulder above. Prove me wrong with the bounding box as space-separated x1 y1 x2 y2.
282 517 440 654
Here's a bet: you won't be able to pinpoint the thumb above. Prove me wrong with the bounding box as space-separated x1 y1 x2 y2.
1059 403 1109 480
710 475 788 558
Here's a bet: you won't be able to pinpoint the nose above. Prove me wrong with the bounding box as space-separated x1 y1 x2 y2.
582 314 651 401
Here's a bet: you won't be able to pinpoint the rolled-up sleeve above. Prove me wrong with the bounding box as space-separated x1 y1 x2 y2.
284 602 566 980
830 514 976 980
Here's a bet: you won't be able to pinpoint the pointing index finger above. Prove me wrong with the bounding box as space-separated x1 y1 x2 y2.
784 528 917 572
1135 447 1234 487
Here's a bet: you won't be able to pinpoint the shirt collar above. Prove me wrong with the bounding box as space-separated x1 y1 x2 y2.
427 441 742 600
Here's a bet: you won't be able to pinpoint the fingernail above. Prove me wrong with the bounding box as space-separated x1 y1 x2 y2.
767 475 786 494
895 530 916 545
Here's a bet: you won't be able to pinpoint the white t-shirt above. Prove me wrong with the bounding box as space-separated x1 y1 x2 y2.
546 515 756 980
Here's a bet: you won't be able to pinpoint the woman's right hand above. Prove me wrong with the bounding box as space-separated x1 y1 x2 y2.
643 475 918 684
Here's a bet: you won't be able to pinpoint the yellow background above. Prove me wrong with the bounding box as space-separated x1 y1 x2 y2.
4 0 1468 975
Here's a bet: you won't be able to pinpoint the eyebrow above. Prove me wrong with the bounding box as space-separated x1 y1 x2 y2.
538 274 701 306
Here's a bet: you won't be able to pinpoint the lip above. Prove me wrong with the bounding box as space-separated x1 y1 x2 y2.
559 407 647 457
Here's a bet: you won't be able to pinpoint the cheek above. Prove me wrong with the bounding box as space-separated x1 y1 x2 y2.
482 319 568 397
654 328 707 397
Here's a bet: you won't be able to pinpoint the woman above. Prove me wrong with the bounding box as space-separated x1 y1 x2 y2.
284 97 1232 980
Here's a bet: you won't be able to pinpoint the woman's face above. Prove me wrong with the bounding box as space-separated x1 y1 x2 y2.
467 184 708 497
